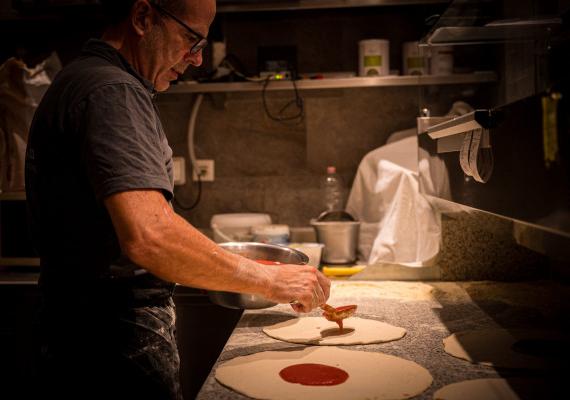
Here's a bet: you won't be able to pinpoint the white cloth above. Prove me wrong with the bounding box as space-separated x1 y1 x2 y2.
346 102 474 266
346 134 440 266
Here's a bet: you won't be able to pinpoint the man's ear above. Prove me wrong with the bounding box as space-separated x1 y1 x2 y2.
131 0 153 37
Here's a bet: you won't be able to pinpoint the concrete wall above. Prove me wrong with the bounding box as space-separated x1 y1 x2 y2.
156 83 492 230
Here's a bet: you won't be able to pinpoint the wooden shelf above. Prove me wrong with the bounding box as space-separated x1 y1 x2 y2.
166 72 498 94
0 258 40 267
0 192 26 200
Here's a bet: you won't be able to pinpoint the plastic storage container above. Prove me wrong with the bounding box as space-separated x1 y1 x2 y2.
288 242 324 267
210 213 272 243
251 224 290 245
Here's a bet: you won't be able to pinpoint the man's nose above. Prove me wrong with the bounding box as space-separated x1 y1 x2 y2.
184 50 203 67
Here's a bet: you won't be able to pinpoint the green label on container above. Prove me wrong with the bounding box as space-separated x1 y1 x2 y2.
364 55 382 67
407 57 425 69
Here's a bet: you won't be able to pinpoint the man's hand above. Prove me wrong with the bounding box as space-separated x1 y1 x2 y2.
261 264 331 313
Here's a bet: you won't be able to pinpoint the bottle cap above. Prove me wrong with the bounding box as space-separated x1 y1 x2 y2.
327 166 336 174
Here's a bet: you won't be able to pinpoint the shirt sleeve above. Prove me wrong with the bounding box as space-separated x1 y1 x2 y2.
79 83 173 201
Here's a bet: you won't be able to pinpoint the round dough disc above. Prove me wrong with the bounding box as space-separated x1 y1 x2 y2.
443 329 563 369
263 317 406 345
215 346 432 400
433 378 552 400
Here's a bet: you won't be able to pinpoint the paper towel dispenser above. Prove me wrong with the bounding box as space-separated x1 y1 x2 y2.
417 87 570 241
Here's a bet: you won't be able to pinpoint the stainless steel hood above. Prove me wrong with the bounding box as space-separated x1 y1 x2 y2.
217 0 446 13
420 0 566 46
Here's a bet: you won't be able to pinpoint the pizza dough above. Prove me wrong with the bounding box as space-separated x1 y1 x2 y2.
443 328 563 368
215 346 432 400
433 378 551 400
263 317 406 345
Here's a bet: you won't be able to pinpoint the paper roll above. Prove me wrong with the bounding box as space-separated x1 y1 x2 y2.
459 129 493 183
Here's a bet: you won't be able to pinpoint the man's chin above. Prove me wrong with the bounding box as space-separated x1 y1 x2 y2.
155 81 171 92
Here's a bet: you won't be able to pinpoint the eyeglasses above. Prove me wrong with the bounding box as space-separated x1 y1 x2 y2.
149 1 208 54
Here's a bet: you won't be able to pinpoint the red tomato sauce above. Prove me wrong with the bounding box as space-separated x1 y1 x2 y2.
336 320 344 331
279 363 349 386
255 259 283 265
335 305 357 312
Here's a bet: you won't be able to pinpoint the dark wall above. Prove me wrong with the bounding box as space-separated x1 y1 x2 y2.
218 4 445 75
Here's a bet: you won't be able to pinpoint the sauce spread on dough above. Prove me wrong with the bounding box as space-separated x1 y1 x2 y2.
255 259 283 265
279 363 349 386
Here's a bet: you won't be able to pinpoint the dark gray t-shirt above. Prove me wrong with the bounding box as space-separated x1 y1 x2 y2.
26 39 175 307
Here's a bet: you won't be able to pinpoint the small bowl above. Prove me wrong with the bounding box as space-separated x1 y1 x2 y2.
288 242 324 267
208 242 309 309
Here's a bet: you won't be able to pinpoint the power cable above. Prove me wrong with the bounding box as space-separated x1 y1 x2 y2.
261 74 304 124
173 94 204 211
218 56 305 124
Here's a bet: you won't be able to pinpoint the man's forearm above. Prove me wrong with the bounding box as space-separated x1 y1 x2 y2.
105 190 273 297
127 207 273 296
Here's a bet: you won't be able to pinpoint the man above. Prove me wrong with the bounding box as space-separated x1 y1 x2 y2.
25 1 330 398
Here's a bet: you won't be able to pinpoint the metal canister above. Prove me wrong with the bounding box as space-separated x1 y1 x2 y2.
311 220 360 264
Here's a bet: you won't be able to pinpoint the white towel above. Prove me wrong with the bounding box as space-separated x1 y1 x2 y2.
346 135 440 266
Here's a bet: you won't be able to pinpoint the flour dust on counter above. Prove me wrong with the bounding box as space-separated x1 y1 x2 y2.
443 328 566 369
214 346 432 400
262 316 406 345
329 281 436 303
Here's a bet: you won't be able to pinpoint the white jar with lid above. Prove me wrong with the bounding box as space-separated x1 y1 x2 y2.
358 39 389 77
402 41 428 75
430 46 454 76
252 224 290 245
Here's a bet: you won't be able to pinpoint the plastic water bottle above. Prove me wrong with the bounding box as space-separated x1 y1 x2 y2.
322 166 344 211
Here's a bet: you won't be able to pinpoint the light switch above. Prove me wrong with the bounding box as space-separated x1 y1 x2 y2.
173 157 186 186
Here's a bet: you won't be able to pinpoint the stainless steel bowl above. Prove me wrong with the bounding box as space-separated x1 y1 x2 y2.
208 242 309 309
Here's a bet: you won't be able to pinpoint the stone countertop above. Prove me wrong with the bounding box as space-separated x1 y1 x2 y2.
196 280 568 400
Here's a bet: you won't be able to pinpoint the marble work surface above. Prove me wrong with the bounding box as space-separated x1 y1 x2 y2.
196 280 568 399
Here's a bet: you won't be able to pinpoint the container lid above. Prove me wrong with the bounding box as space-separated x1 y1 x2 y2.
252 224 290 235
317 210 356 222
310 219 360 226
211 213 271 228
289 242 324 248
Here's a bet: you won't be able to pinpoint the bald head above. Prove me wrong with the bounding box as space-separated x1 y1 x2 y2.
102 0 216 91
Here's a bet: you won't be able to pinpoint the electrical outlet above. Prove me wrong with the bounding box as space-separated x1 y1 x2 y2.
192 159 215 182
172 157 186 186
